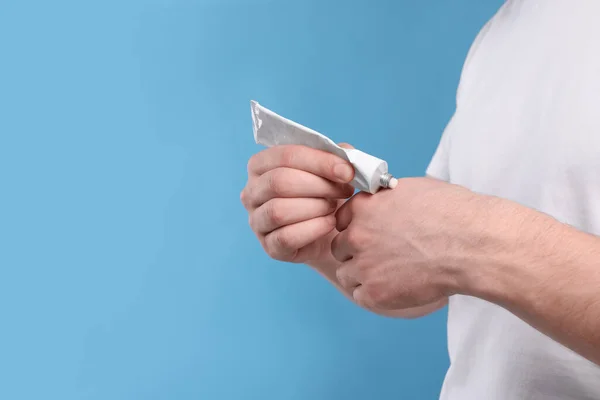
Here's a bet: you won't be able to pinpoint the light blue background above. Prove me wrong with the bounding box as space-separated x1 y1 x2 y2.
0 1 502 399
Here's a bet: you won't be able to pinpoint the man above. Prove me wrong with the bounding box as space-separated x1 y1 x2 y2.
241 1 600 398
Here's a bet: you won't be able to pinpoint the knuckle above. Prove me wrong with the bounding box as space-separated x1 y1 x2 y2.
240 188 249 206
274 231 292 250
269 230 293 254
264 243 278 259
335 267 348 287
263 238 280 259
242 184 256 206
335 266 344 281
346 227 364 249
353 192 371 207
265 245 284 261
324 156 339 176
330 234 341 259
279 146 296 167
265 239 295 262
247 153 259 174
265 200 285 226
267 170 286 196
248 209 264 233
364 284 386 307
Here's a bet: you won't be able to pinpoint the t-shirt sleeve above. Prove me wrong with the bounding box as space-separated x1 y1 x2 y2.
425 115 454 182
426 12 496 182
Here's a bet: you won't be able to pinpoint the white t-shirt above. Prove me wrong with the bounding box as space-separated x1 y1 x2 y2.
426 1 600 399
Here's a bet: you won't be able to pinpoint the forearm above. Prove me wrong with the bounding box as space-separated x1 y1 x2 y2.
453 198 600 365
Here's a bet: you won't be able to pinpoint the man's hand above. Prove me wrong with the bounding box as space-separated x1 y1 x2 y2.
331 177 483 311
241 146 447 319
330 175 600 364
241 145 355 264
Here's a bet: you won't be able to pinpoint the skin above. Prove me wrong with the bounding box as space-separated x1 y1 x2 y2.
241 143 447 318
241 144 600 365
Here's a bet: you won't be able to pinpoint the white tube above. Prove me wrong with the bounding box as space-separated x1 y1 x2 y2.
250 100 396 194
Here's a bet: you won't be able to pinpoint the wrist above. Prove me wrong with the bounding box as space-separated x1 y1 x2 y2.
440 196 563 303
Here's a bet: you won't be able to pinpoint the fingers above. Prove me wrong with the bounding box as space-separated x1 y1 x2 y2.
335 261 361 291
293 241 329 264
335 201 353 232
245 168 354 209
352 285 371 308
251 198 337 234
335 191 370 232
248 145 355 183
263 215 336 261
330 230 354 262
243 143 358 265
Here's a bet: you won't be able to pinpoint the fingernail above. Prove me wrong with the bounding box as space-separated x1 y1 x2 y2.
334 164 354 183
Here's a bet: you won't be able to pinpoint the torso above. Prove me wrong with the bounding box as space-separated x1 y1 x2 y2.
437 1 600 398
